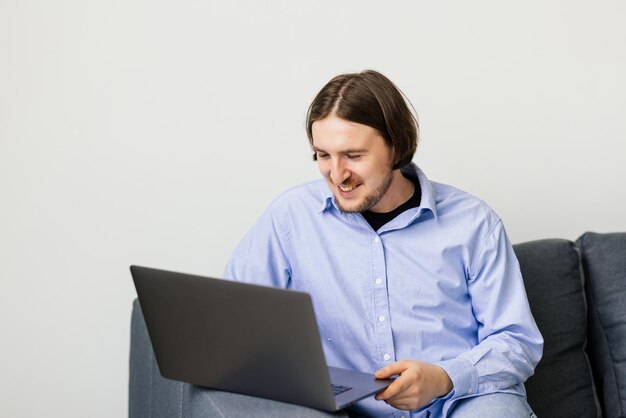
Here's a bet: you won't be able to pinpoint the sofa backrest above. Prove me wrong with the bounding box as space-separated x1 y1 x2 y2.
514 239 600 418
577 232 626 418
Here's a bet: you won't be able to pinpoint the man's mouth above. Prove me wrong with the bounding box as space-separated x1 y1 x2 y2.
339 185 355 192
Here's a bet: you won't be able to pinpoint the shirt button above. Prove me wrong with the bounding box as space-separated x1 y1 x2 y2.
373 236 380 243
375 278 383 285
383 354 391 361
378 315 385 322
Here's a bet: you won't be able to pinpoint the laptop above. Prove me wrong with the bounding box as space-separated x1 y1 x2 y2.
130 265 392 411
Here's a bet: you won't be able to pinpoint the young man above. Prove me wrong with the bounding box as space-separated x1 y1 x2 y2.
223 70 543 417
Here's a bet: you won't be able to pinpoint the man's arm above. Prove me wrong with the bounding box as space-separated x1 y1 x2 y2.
375 220 543 411
223 204 292 287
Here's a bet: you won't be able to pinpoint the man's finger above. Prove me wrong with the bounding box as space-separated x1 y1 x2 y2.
375 360 410 379
374 372 410 401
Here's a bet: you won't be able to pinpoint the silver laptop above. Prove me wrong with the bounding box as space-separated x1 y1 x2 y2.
130 265 391 411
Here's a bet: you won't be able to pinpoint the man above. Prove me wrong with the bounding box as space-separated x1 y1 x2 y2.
223 70 543 417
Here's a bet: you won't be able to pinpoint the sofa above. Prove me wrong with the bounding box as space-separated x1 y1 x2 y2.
129 232 626 417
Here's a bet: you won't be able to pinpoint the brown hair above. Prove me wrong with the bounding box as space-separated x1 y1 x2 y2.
306 70 419 170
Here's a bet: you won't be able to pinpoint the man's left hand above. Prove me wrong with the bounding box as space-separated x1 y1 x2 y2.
374 360 453 411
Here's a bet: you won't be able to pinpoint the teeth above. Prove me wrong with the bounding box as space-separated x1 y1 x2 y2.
339 185 355 192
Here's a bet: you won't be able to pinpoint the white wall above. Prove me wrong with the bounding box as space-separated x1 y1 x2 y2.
1 1 625 416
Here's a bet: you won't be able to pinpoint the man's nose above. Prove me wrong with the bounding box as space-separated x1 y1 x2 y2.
330 158 350 184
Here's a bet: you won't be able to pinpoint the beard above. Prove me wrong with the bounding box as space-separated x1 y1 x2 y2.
335 169 395 213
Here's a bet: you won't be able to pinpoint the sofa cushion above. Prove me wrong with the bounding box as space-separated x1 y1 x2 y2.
513 239 599 418
577 232 626 418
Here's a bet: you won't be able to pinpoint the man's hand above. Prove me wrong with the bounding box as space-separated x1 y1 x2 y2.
374 360 453 411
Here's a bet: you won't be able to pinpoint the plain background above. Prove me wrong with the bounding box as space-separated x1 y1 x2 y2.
1 1 625 416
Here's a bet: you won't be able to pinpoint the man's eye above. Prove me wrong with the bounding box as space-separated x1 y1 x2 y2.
347 154 362 160
317 153 330 159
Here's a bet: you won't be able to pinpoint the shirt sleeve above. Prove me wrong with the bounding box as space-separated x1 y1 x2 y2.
435 219 544 398
222 203 292 288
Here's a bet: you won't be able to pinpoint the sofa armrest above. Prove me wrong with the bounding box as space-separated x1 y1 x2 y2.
129 299 185 418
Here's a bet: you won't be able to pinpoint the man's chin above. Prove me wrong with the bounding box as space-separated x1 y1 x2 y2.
335 196 367 213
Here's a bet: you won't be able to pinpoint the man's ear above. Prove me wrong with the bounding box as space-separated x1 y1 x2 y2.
389 147 399 169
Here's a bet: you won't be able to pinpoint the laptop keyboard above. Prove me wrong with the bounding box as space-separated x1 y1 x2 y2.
331 384 352 396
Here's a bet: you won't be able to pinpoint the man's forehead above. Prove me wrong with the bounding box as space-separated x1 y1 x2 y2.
311 118 385 149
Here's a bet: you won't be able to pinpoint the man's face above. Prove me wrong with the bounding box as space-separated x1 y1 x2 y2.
312 115 397 213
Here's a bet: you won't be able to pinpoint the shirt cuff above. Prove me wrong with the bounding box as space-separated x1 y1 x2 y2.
435 357 478 399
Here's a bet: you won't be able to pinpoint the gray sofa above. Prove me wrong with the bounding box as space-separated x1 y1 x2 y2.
129 232 626 417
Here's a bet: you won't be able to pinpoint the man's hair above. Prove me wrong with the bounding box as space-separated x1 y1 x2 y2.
306 70 419 170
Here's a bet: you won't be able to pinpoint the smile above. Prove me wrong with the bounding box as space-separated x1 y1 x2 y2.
339 185 355 192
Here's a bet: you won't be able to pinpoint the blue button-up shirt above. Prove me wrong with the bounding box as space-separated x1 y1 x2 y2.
224 164 543 417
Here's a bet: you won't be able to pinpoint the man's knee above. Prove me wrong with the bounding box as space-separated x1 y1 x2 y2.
448 393 535 418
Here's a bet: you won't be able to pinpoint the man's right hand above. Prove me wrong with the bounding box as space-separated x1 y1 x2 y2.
374 360 453 411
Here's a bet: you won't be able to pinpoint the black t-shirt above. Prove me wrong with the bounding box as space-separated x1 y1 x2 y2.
361 176 422 231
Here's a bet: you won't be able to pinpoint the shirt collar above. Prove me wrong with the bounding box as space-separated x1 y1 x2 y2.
318 163 438 219
401 163 438 220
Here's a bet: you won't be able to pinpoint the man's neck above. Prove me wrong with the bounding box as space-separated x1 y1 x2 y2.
369 170 415 213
